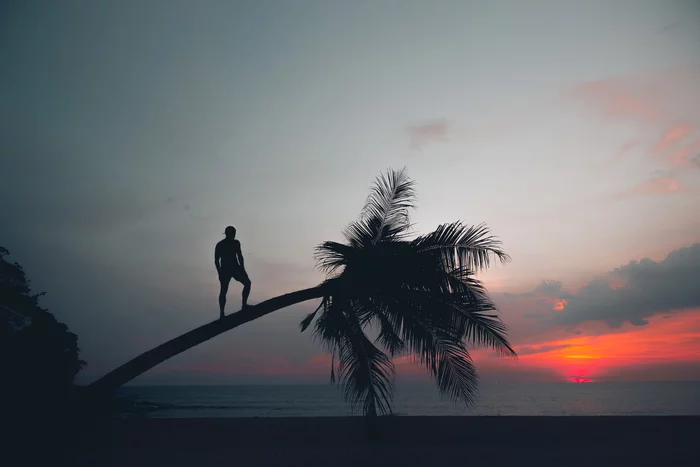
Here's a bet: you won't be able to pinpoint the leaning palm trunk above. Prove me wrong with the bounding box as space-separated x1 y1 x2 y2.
87 286 325 393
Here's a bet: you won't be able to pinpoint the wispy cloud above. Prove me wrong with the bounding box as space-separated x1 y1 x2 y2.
614 176 687 199
570 70 700 179
666 140 700 168
571 78 661 123
617 140 639 158
406 120 450 149
405 119 514 150
654 123 694 153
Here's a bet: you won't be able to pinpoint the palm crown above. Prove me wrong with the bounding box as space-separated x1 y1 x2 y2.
300 168 516 417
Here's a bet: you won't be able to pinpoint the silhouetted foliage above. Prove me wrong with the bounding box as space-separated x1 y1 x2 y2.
0 246 86 412
0 247 92 465
305 168 516 416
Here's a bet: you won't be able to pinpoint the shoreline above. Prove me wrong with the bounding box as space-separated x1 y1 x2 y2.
68 416 699 466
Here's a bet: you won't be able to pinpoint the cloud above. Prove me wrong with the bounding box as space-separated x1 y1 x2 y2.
666 140 700 167
534 280 567 298
654 124 694 153
617 140 639 158
516 344 572 356
613 176 686 199
499 244 700 338
571 78 661 123
406 120 450 149
570 71 700 172
551 244 700 328
693 154 700 168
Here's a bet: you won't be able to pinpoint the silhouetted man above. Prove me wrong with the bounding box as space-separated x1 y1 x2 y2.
215 226 251 318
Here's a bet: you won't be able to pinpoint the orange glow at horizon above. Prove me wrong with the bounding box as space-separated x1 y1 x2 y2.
301 310 700 383
512 309 700 381
171 310 700 383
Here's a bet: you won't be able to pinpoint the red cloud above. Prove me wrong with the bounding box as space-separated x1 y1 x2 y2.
572 79 661 122
614 177 686 199
654 124 694 153
666 140 700 167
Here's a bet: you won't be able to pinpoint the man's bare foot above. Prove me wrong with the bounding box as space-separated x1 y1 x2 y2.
220 312 225 319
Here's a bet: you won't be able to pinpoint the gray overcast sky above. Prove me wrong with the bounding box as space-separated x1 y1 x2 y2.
2 0 700 385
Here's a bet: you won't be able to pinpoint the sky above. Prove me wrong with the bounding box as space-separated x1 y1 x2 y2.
2 0 700 386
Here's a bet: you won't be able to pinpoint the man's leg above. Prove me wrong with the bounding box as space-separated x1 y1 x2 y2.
241 276 251 308
219 275 231 318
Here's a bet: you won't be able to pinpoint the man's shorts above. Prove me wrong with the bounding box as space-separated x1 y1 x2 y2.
220 267 250 283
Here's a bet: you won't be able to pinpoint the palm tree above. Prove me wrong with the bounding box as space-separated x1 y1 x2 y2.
87 168 516 416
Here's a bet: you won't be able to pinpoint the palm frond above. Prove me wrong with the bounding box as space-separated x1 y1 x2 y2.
337 322 395 417
343 168 416 247
330 351 336 384
357 299 406 356
369 274 515 358
413 222 510 272
361 168 415 240
312 296 395 416
300 279 343 333
446 300 515 357
314 241 354 275
435 339 479 404
300 299 325 332
367 291 496 405
442 268 516 356
312 295 344 343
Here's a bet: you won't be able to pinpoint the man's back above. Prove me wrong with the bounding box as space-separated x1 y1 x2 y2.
216 239 241 270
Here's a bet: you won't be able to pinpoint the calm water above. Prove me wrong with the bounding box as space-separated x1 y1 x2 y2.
116 382 700 417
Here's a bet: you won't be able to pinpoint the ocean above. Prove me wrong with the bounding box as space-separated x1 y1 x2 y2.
116 382 700 418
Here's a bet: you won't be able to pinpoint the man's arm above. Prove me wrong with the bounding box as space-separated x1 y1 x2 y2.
214 243 221 273
236 241 245 270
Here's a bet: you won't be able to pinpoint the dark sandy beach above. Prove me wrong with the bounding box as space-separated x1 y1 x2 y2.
65 416 698 467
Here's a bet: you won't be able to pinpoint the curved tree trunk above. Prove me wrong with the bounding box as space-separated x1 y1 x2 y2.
86 285 326 393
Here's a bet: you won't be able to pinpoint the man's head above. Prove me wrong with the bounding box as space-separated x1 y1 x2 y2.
224 226 236 238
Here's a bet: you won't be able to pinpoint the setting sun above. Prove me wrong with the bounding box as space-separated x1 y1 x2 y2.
570 377 593 383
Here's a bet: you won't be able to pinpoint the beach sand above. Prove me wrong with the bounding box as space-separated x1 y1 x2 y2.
65 416 698 466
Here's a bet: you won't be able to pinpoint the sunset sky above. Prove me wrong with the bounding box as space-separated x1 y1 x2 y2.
2 0 700 386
